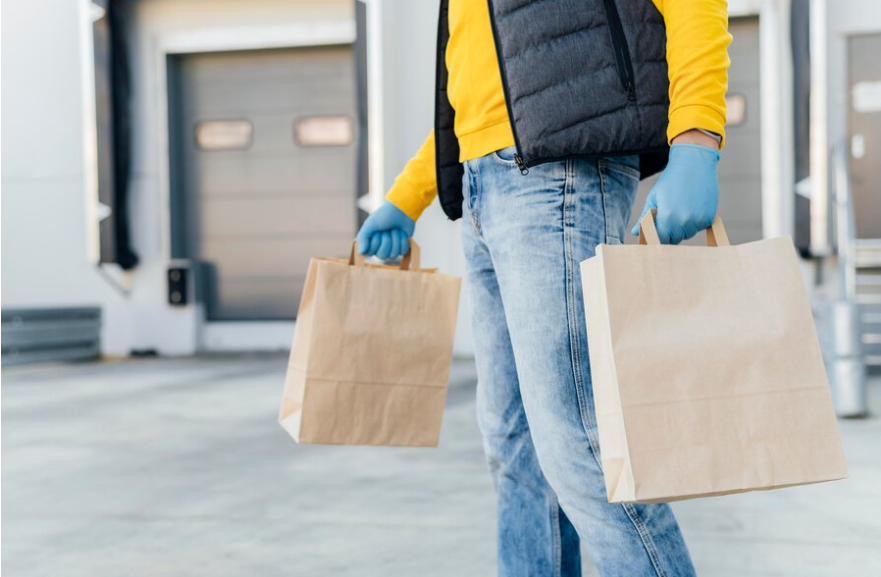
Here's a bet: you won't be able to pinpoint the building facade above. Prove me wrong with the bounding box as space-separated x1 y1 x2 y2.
2 0 880 360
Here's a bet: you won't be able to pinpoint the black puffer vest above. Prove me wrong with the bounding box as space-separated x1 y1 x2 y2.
435 0 670 220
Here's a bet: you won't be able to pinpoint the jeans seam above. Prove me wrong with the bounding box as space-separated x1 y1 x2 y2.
561 161 594 577
622 504 668 577
583 430 670 577
550 492 562 577
581 426 669 577
467 162 483 238
565 163 593 438
582 162 668 577
597 160 613 244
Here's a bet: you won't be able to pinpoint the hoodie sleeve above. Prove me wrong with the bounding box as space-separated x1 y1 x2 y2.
655 0 732 147
384 131 438 221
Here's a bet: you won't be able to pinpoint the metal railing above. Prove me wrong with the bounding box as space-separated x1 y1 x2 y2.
829 142 868 417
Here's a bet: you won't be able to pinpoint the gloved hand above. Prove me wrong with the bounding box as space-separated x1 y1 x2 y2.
631 143 720 244
357 201 416 260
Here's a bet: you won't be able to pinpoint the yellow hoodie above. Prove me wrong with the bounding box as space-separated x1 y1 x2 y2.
386 0 732 221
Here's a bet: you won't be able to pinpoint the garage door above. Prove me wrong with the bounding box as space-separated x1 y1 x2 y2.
848 33 881 240
168 46 359 321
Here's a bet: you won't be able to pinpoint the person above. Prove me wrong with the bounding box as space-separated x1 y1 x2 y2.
357 1 731 575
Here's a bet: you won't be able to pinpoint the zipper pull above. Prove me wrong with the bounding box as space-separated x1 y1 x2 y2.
514 154 529 175
626 81 636 102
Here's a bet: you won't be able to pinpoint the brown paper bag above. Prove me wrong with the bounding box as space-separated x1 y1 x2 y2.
581 212 847 503
279 239 461 447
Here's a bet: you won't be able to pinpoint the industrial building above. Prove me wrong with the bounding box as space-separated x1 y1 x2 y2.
2 0 880 378
4 2 881 574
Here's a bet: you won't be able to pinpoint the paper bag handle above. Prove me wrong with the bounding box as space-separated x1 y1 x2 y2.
638 209 730 247
348 238 421 270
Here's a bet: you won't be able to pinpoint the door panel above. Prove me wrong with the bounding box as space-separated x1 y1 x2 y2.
848 33 881 239
170 46 358 321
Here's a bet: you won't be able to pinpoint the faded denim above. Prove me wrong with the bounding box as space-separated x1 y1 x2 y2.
462 146 696 577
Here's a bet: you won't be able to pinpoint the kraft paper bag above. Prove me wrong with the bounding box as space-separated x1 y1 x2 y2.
279 239 461 447
581 212 848 504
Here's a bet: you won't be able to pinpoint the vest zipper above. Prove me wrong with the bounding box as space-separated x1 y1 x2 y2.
602 0 636 102
486 0 530 175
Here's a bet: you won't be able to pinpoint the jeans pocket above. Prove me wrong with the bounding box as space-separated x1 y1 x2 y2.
604 236 624 246
491 145 519 167
598 157 640 180
462 163 473 214
597 156 640 244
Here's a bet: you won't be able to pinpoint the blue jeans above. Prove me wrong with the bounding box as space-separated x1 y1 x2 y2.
462 147 696 577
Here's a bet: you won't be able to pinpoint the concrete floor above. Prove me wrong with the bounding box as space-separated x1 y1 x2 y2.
2 356 880 576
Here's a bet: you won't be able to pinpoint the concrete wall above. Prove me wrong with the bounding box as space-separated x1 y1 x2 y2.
373 0 473 356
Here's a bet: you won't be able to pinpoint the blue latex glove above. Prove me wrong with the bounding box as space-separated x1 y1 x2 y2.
631 143 720 245
357 201 416 260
